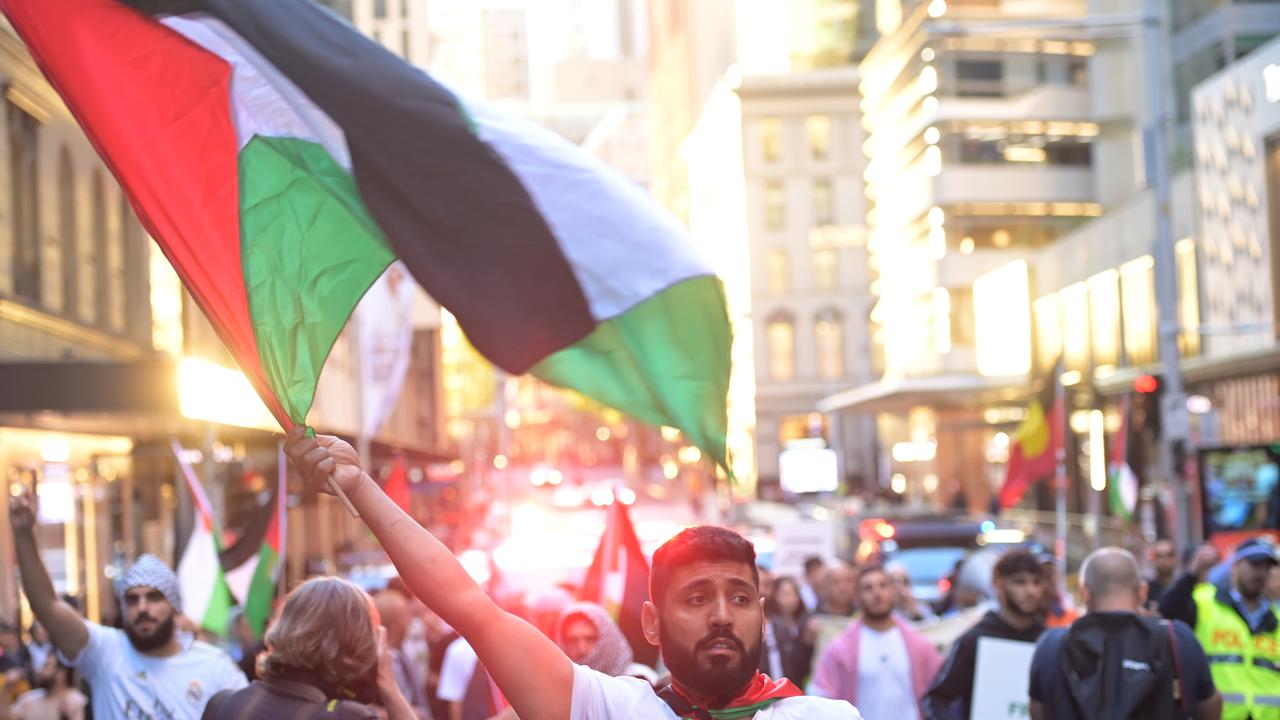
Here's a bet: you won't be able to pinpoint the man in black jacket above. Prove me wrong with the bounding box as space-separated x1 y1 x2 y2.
922 549 1047 720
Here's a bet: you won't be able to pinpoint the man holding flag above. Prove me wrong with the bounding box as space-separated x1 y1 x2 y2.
285 428 861 719
9 489 247 719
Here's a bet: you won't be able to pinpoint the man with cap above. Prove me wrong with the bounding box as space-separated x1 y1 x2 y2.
1160 536 1280 719
10 488 246 719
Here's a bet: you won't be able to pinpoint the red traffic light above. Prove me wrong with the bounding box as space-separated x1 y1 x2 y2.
1134 374 1159 394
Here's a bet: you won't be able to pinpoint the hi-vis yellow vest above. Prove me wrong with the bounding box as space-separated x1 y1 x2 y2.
1192 583 1280 720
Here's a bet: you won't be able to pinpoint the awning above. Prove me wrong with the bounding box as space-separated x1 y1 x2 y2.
817 373 1028 414
0 359 455 461
1091 344 1280 397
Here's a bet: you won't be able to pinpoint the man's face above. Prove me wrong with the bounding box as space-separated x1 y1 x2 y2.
806 564 827 589
997 571 1046 618
888 568 911 600
644 560 763 706
122 586 176 651
0 628 17 654
560 615 599 665
1151 541 1177 578
757 569 774 600
1267 564 1280 602
1234 558 1277 601
857 570 896 621
827 565 856 608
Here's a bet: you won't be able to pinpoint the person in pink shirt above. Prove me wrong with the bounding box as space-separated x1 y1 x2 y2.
812 564 942 719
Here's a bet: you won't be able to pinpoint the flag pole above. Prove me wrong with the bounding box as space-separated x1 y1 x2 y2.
1054 367 1068 592
277 440 288 601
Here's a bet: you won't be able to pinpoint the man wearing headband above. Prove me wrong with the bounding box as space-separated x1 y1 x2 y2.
10 488 246 719
1160 536 1280 719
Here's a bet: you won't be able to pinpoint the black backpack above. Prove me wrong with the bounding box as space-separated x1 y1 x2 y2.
1061 612 1191 720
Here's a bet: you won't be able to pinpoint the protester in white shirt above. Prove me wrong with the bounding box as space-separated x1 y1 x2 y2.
812 564 942 719
9 495 247 720
285 429 862 720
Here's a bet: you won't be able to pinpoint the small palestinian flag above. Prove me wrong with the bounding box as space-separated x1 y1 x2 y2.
1108 395 1139 520
220 447 286 638
581 500 654 666
2 0 731 467
173 441 233 636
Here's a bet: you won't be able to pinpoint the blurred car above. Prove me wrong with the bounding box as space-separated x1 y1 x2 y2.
883 545 970 605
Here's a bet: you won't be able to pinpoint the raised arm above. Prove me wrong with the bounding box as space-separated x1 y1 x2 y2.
9 488 88 660
285 428 573 720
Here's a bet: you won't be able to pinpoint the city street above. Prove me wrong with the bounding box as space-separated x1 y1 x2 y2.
0 1 1279 719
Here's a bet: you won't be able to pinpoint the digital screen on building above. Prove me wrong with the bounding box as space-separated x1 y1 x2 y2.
779 447 839 494
1200 445 1280 533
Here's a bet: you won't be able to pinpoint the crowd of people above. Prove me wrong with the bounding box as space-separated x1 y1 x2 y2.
2 427 1278 719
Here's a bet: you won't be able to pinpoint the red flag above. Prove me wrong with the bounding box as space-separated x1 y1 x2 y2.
581 499 655 665
384 456 411 514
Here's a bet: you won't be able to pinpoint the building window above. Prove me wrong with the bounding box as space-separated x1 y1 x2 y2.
1176 239 1200 358
765 248 790 296
764 180 786 231
401 0 410 17
954 59 1004 97
403 29 412 58
1088 269 1120 369
1033 294 1062 373
813 247 838 293
806 114 831 160
1120 256 1156 366
91 170 108 327
813 178 834 225
760 117 783 163
122 195 150 343
1061 281 1092 373
815 309 844 380
374 0 388 19
766 312 796 381
8 101 41 303
59 147 77 315
949 287 976 348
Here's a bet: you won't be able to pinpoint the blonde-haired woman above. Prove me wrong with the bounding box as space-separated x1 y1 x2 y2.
201 576 416 719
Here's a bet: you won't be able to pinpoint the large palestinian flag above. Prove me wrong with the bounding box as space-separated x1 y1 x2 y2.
2 0 731 467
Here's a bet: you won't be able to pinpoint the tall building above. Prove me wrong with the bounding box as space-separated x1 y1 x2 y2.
825 0 1280 521
1182 35 1280 510
738 69 876 498
825 0 1101 508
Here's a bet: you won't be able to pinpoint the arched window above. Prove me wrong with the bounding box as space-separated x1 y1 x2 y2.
815 308 844 380
121 195 149 342
58 147 77 314
90 170 106 325
765 311 796 382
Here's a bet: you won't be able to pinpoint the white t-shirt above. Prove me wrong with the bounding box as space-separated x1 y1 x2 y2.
855 625 918 720
437 637 480 704
60 622 246 720
570 663 862 720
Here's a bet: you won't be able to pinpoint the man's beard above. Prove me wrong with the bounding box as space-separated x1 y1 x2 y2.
125 614 176 652
863 604 893 624
658 623 761 708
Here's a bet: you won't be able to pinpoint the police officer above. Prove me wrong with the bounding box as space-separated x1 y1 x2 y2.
1160 537 1280 720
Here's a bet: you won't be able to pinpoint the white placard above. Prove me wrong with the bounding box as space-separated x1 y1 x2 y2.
37 464 74 525
971 636 1036 720
770 519 835 579
778 447 838 494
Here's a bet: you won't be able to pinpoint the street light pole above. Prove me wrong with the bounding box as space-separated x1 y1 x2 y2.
1141 0 1192 551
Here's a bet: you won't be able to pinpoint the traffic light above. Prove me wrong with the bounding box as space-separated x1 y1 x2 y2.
1134 374 1159 394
